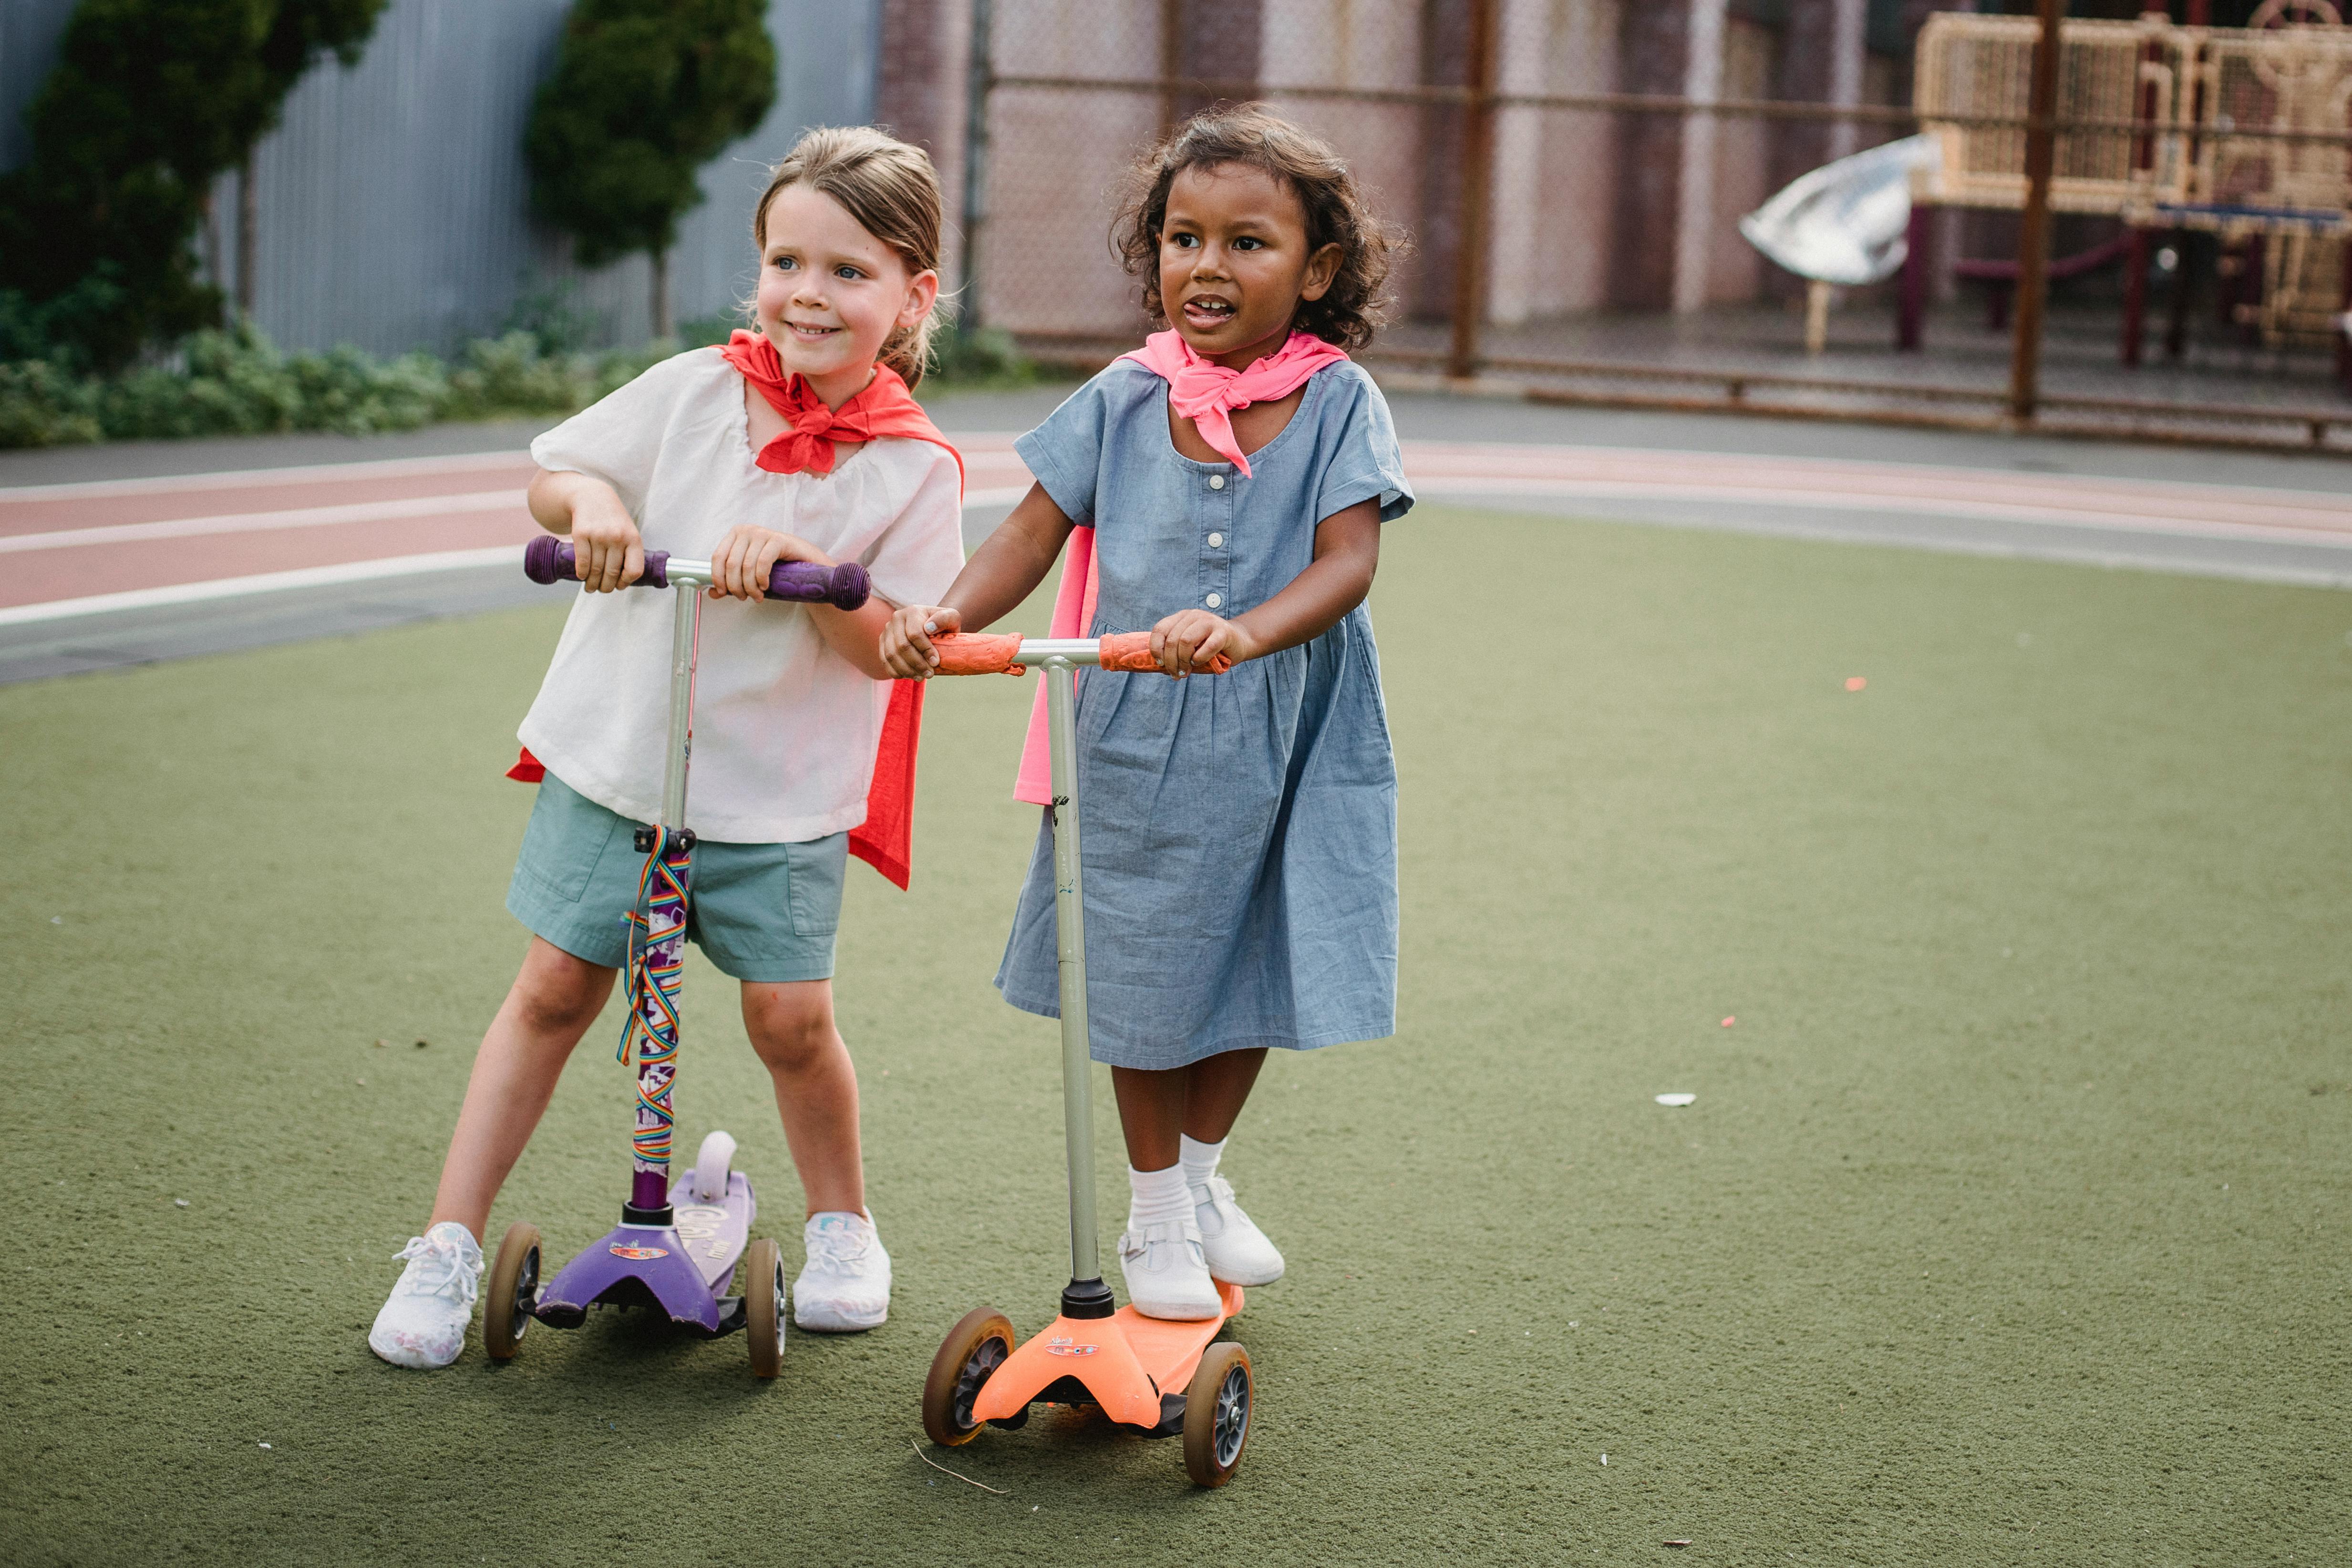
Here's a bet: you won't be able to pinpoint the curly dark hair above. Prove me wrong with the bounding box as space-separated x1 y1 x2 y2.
1112 103 1402 351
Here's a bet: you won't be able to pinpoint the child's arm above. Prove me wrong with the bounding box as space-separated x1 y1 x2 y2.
877 482 1075 677
527 469 643 593
1150 498 1381 677
707 525 897 681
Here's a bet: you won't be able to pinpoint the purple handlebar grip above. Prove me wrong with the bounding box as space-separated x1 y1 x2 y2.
521 534 572 584
522 536 866 608
520 538 672 588
765 559 871 610
515 540 663 588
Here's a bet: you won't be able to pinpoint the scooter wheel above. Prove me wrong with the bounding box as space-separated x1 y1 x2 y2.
484 1222 541 1361
922 1307 1016 1447
744 1237 785 1379
1182 1341 1252 1487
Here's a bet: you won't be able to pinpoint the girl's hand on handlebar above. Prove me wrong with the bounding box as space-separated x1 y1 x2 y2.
880 604 959 678
709 526 828 601
1150 609 1257 676
569 487 644 594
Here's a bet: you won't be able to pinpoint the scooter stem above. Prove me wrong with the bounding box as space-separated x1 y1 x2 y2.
660 581 701 830
1043 658 1112 1315
627 582 703 1217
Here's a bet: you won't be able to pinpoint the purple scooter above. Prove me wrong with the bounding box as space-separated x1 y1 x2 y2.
482 534 872 1378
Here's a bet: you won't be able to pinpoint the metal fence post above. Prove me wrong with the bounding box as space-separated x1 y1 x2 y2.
2006 0 2064 425
959 0 995 334
1447 0 1499 382
1159 0 1183 132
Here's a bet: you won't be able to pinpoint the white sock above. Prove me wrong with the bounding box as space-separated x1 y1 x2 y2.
1127 1163 1194 1233
1179 1134 1225 1195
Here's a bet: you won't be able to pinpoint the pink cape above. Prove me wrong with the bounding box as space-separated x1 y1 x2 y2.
1011 330 1347 805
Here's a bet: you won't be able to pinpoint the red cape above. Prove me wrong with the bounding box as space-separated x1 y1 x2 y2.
509 338 961 891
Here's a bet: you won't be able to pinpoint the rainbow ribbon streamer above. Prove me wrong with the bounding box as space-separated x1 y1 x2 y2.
618 830 693 1171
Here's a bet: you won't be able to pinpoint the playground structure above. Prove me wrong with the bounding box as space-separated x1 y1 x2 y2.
938 0 2352 448
1907 3 2352 369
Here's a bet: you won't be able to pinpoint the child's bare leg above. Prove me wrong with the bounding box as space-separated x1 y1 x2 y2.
1111 1063 1187 1170
1110 1048 1269 1168
1112 1052 1283 1312
741 979 864 1217
744 978 889 1331
1180 1048 1266 1144
428 937 616 1241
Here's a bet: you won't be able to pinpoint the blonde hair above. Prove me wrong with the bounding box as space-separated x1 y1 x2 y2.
753 126 948 387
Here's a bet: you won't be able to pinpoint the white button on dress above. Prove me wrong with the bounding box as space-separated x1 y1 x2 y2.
1207 532 1224 548
1208 475 1226 490
1205 592 1223 609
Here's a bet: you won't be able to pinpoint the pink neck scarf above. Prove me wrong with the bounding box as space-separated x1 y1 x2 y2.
1119 329 1348 478
1011 329 1346 804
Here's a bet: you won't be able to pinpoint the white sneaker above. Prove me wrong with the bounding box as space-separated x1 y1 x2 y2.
794 1211 891 1331
368 1221 482 1369
1194 1175 1285 1286
1118 1218 1222 1320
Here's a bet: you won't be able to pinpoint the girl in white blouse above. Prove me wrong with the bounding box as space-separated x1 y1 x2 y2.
370 128 964 1370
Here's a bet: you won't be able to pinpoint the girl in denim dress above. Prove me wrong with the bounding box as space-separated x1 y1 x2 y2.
884 105 1410 1320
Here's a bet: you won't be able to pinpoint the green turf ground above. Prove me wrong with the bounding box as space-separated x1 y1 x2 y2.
4 506 2349 1565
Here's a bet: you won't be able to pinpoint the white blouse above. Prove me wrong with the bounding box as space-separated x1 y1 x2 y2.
518 348 964 843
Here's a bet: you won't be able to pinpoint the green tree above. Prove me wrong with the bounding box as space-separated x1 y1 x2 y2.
525 0 778 339
0 0 388 369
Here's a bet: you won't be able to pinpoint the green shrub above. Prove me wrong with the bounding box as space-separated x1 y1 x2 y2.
0 320 1038 451
441 331 589 420
499 278 609 357
0 325 684 450
926 327 1036 391
677 311 743 351
0 359 103 447
75 324 449 440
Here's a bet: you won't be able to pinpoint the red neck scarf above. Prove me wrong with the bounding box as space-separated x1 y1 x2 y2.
719 330 963 487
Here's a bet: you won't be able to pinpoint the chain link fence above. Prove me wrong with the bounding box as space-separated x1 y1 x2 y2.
952 0 2352 453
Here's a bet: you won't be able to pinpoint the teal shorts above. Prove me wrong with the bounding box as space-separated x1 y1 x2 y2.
505 774 846 984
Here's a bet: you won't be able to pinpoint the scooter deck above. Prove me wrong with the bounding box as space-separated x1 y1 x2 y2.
972 1281 1244 1430
532 1164 755 1334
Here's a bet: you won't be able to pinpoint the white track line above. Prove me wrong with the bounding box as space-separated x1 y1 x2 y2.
0 435 1026 506
0 490 524 553
0 491 1036 624
1400 443 2352 535
0 546 527 627
0 448 533 505
1408 477 2352 550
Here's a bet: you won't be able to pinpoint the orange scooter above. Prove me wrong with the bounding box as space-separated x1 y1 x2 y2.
917 631 1253 1487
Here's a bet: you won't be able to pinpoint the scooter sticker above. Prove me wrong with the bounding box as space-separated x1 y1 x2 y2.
609 1244 670 1260
1044 1336 1097 1357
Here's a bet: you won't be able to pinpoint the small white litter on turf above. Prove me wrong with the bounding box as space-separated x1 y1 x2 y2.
1655 1093 1696 1107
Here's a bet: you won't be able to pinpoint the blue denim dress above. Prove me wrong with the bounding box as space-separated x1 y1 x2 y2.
995 358 1414 1068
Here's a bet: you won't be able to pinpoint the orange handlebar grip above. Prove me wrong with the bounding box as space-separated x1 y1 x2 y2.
1098 631 1233 675
929 631 1029 676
